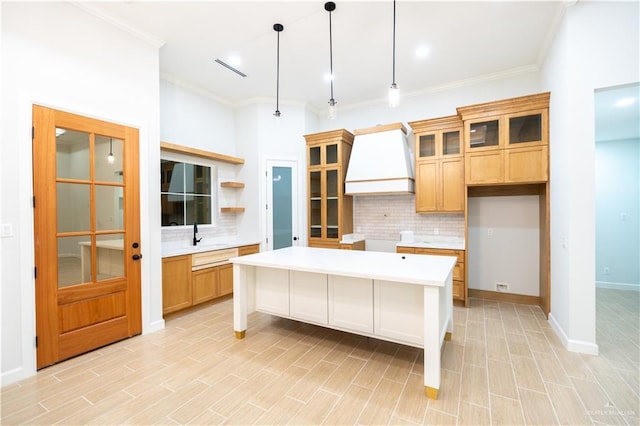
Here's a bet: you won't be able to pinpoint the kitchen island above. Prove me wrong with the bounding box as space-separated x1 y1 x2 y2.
231 246 456 399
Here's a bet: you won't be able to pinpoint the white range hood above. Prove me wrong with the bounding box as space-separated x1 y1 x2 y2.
345 123 415 195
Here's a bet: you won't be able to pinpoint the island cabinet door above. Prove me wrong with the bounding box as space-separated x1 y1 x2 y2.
373 280 424 346
328 276 373 333
290 271 328 324
255 268 290 316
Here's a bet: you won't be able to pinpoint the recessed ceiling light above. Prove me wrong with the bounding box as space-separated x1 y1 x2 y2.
614 97 636 107
416 45 430 59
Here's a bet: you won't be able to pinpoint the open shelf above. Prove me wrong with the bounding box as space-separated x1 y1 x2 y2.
220 207 245 213
220 181 245 188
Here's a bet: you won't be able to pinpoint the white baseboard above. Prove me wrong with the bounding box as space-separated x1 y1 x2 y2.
1 365 35 387
144 318 165 334
548 313 599 355
596 281 640 291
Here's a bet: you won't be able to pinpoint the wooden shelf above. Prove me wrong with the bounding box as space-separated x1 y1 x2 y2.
220 181 245 188
160 141 244 165
220 207 245 213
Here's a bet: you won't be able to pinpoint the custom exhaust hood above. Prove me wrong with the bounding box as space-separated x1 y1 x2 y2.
345 123 414 195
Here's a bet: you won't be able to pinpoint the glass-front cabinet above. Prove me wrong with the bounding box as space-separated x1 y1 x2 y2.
457 93 549 185
304 129 354 248
409 115 465 213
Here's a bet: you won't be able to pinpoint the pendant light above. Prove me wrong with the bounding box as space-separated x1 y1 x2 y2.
389 0 400 108
325 2 337 119
107 138 115 164
273 23 284 119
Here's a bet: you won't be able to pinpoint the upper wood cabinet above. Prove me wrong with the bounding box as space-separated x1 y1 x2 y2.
408 116 464 213
304 129 354 249
457 93 550 185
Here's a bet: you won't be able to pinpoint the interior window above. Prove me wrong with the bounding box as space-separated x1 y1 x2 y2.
161 159 213 226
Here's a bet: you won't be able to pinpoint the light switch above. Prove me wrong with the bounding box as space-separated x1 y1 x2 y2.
1 223 13 238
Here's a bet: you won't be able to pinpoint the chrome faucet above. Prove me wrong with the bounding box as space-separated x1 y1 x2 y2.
193 223 202 246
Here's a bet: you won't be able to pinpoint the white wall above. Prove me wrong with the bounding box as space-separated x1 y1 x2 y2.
1 2 163 384
468 196 540 296
595 137 640 289
540 0 639 354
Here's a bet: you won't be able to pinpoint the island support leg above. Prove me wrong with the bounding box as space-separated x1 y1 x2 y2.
233 264 248 339
423 286 441 399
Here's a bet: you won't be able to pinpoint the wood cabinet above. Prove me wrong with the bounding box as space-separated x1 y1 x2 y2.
162 244 259 315
162 255 192 314
409 116 464 213
304 129 354 249
338 240 365 250
397 246 466 305
458 93 549 185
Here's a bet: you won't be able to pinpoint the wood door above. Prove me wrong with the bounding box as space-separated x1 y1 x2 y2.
33 105 142 369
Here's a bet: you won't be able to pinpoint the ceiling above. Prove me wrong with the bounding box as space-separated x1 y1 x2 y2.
82 1 566 112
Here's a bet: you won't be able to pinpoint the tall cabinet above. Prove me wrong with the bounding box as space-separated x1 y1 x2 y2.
304 129 354 249
408 115 465 213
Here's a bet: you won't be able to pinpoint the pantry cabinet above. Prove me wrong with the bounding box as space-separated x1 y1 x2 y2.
408 116 464 213
304 129 354 248
458 93 549 185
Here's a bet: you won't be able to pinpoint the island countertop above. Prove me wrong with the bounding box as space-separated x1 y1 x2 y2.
231 246 456 286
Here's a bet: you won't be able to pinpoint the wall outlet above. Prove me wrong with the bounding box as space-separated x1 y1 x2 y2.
487 228 494 236
604 267 610 275
433 227 439 235
495 282 509 292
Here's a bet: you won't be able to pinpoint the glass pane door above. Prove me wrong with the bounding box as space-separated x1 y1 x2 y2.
272 166 293 249
325 169 339 239
309 171 322 238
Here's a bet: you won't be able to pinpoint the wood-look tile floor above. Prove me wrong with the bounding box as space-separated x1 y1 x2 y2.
2 289 638 425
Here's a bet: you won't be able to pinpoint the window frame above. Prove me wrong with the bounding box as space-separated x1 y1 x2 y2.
160 151 217 228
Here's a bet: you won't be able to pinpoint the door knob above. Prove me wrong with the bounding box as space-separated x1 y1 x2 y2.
293 236 298 241
132 254 142 261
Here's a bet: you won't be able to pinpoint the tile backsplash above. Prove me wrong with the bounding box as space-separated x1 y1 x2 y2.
161 213 236 243
353 194 464 241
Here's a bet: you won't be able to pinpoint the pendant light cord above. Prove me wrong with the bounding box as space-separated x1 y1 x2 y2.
276 29 280 112
392 0 396 85
328 7 334 101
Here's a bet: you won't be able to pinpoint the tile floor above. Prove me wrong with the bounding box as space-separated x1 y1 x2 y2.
1 289 638 425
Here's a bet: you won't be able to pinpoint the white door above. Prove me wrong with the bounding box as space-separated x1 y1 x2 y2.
266 160 299 250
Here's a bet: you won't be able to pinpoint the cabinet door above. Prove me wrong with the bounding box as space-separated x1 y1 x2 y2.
255 267 290 316
417 134 437 159
238 244 260 256
218 263 234 296
415 161 438 212
192 267 219 304
328 276 373 333
505 145 548 183
290 271 328 324
309 171 322 238
162 255 192 314
440 157 464 212
507 110 546 147
467 119 500 150
325 168 339 240
374 280 423 346
466 150 504 184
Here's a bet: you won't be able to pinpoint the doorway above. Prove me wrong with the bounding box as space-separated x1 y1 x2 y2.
266 160 299 250
33 105 142 369
594 82 640 361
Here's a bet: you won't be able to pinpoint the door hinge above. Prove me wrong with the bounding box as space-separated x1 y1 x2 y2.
265 204 268 210
33 196 36 208
32 126 35 140
34 266 37 279
35 336 38 348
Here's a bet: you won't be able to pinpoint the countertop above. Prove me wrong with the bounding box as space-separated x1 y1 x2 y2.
162 239 261 258
231 246 457 287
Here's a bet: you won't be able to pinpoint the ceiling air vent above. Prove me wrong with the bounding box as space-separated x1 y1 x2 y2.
214 59 247 78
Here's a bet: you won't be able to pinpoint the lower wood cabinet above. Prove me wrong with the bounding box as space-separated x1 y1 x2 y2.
397 246 466 306
162 254 192 314
162 243 260 315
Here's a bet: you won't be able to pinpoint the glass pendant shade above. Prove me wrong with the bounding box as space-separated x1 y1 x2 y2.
328 98 337 119
389 83 400 108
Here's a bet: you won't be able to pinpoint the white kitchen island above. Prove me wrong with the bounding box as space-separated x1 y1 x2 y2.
231 246 456 399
